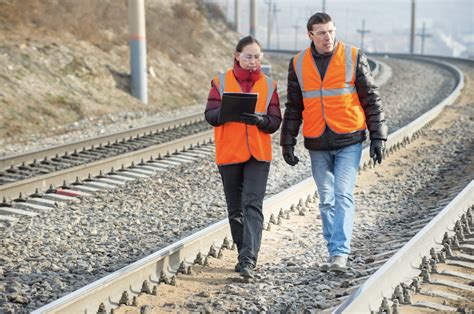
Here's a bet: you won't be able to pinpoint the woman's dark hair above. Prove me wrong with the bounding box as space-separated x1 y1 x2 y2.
307 12 333 31
235 35 261 52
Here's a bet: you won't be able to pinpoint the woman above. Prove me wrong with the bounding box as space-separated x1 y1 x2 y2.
205 36 281 279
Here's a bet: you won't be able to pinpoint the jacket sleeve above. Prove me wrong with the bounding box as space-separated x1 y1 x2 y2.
204 80 222 127
258 86 282 134
355 51 388 141
280 58 304 146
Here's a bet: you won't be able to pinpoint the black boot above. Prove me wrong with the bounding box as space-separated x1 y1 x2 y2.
240 263 254 279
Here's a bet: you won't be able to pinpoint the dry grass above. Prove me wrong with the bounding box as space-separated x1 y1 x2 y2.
0 0 127 47
0 0 257 143
0 0 225 54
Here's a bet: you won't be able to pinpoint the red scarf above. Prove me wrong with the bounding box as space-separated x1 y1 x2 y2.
232 62 261 93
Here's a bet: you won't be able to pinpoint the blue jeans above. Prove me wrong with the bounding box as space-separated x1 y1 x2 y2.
309 143 362 257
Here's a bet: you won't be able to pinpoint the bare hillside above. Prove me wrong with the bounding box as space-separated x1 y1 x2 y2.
0 0 288 150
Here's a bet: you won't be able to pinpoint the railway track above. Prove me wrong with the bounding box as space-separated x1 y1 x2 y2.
0 116 210 185
1 89 297 202
22 54 472 313
336 184 474 313
0 114 214 201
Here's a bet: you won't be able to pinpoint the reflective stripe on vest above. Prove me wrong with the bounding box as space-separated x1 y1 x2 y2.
293 42 366 138
212 69 275 165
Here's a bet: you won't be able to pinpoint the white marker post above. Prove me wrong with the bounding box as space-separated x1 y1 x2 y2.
128 0 148 104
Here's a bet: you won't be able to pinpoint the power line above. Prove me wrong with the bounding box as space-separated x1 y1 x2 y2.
292 24 300 50
416 22 432 54
272 3 281 49
356 19 370 51
265 0 273 49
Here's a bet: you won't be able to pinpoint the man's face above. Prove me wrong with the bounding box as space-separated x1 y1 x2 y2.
308 21 336 54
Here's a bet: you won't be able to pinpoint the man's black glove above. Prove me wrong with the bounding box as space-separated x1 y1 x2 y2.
370 140 385 165
282 145 299 166
240 113 268 128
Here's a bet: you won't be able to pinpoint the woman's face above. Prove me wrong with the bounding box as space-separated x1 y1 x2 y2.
235 43 262 71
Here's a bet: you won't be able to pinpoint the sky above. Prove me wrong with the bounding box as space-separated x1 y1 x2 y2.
213 0 473 57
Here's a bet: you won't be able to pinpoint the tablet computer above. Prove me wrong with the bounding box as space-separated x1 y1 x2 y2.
218 92 258 124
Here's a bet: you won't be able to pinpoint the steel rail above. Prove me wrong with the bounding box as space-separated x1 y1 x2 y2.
0 87 290 200
334 180 474 313
369 52 474 65
373 58 391 88
367 58 379 76
32 55 465 313
32 169 317 314
0 112 205 171
0 130 213 200
1 85 287 173
378 56 464 157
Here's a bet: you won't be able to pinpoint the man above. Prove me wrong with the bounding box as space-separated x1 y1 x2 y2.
280 12 388 272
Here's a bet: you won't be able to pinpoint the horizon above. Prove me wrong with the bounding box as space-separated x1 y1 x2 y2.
212 0 473 58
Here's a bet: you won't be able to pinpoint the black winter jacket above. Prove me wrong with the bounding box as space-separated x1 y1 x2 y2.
280 42 388 151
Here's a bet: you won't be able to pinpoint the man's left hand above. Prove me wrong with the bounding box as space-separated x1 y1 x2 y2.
240 113 267 127
370 140 385 164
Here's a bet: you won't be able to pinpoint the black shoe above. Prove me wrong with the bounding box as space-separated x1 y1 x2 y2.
234 262 241 273
240 264 254 279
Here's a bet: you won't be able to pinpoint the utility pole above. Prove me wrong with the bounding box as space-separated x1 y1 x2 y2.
417 22 432 54
292 24 300 51
356 19 370 51
234 0 239 32
249 0 257 38
265 0 273 49
322 0 326 12
273 3 281 49
410 0 416 54
128 0 147 104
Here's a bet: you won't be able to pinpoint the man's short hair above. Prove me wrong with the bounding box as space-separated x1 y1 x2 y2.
307 12 333 31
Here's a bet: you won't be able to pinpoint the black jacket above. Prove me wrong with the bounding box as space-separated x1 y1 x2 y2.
280 42 388 151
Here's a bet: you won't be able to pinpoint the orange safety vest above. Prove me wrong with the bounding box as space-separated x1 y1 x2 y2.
293 42 366 138
213 69 276 165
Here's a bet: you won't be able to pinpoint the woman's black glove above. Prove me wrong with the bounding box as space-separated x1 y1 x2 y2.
240 113 268 128
205 107 223 127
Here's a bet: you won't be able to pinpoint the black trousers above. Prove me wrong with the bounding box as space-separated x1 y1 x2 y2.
218 157 270 267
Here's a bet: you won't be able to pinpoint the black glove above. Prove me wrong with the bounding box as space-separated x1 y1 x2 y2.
205 107 223 126
370 140 385 165
282 145 299 166
240 113 267 128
